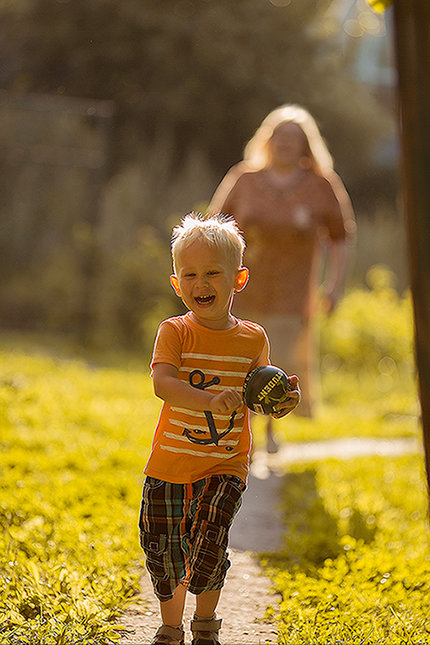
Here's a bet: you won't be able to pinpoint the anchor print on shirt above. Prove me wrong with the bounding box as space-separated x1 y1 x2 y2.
182 369 236 450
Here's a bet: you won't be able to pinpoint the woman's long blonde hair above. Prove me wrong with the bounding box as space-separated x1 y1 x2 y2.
244 104 334 177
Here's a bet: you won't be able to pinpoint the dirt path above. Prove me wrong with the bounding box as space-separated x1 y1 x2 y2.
119 545 278 645
119 436 420 644
119 467 283 645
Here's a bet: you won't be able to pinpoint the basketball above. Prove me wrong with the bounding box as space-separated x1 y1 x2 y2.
242 365 293 415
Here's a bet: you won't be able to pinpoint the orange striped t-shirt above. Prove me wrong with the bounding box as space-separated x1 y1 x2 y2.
144 312 270 483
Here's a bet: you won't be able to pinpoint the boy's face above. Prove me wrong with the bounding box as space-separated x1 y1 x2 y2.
170 238 248 330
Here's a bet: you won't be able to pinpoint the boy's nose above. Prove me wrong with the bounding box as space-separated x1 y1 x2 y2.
196 274 209 287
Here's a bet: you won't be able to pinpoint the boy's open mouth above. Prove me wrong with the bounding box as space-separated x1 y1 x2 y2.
195 295 215 305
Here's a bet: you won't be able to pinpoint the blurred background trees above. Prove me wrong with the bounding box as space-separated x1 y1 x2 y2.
0 0 401 350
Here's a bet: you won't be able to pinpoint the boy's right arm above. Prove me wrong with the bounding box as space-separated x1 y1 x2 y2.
152 362 242 415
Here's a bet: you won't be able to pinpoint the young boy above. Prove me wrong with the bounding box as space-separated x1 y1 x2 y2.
139 213 300 645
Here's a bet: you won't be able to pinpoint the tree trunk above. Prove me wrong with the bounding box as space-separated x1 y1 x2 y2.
392 1 430 500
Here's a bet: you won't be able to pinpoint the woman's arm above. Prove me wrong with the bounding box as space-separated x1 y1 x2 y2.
323 172 356 314
324 239 349 314
208 162 249 214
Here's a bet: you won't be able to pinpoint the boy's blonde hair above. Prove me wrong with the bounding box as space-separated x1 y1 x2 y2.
171 213 245 273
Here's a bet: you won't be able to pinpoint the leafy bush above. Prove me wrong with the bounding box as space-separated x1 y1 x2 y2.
252 269 419 444
320 266 414 373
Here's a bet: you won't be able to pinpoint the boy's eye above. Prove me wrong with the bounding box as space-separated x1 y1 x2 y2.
207 270 220 276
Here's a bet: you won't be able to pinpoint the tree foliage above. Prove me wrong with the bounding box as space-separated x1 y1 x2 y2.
366 0 392 12
0 0 389 176
0 0 396 346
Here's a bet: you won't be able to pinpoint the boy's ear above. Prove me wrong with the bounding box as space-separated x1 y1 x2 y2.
170 275 181 296
235 267 249 292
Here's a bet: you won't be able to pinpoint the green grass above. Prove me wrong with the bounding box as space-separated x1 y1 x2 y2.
0 275 427 643
0 341 159 644
264 454 430 644
257 278 430 643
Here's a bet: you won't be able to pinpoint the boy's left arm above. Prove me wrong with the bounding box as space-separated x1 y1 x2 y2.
271 375 301 419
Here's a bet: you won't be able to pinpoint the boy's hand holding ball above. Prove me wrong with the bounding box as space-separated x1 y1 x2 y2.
271 374 300 418
210 389 243 415
243 365 300 418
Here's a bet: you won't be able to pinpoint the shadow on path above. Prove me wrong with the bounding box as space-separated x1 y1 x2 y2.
230 470 285 552
230 436 420 554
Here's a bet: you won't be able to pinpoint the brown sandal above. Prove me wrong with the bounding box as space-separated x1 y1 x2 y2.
151 624 185 645
190 615 222 645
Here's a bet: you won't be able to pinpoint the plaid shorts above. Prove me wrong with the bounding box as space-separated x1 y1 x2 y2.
139 474 246 601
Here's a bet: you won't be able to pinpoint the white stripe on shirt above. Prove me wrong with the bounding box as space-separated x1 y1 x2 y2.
181 352 253 363
168 418 242 434
171 407 245 421
160 444 240 459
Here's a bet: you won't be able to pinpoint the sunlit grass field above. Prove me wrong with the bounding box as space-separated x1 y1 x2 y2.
1 272 428 644
266 453 430 644
0 342 158 644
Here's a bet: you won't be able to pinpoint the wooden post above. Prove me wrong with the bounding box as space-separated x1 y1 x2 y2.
392 0 430 497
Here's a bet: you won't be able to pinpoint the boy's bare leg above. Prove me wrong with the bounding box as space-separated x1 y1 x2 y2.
193 590 222 641
160 584 187 626
195 589 221 619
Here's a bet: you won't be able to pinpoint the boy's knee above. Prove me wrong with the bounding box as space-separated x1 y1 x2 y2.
187 523 230 594
140 531 170 582
141 530 185 601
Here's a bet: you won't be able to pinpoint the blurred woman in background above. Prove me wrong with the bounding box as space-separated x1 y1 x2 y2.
210 104 355 452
